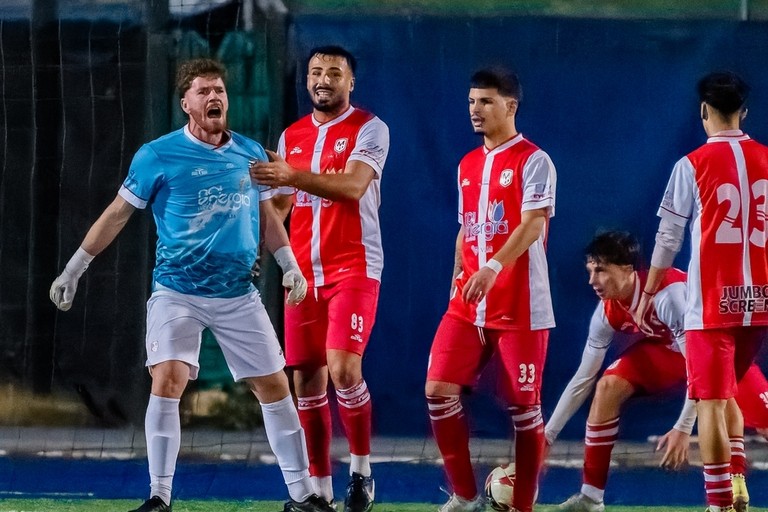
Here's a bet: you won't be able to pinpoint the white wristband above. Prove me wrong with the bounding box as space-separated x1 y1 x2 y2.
273 246 299 273
64 247 95 279
484 259 503 274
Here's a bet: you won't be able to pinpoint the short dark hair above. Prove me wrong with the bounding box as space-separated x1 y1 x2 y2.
470 67 522 101
307 45 357 74
697 71 750 116
176 58 227 98
585 231 640 269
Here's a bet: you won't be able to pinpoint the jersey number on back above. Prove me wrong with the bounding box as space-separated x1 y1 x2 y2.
715 180 768 247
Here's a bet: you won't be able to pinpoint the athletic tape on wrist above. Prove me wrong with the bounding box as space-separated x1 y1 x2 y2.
273 246 298 272
484 259 503 274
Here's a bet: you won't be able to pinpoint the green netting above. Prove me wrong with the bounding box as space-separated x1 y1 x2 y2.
216 30 272 143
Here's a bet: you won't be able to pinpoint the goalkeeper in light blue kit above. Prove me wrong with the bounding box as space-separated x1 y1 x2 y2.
49 58 335 512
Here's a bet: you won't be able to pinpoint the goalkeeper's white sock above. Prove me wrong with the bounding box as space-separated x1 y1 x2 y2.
261 395 314 502
145 394 180 505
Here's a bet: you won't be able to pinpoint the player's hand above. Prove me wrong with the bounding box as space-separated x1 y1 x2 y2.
462 267 497 304
632 291 657 335
49 270 80 311
656 428 690 470
282 268 307 306
251 150 295 188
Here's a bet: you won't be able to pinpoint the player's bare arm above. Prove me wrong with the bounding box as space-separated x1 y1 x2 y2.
80 195 137 256
261 198 292 255
633 265 668 333
251 149 375 201
271 193 294 223
462 207 548 304
49 194 136 311
260 198 307 305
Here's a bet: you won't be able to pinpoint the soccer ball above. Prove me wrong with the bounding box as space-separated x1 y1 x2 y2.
484 463 515 511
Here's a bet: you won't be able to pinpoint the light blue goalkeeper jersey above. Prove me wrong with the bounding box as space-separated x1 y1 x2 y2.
119 126 270 298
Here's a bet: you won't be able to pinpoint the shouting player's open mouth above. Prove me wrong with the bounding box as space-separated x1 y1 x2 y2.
207 104 223 118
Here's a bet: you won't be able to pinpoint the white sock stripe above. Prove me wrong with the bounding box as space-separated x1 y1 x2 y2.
514 417 544 431
509 406 542 422
706 486 734 493
704 463 731 470
430 407 463 420
297 393 329 410
587 418 620 428
585 440 616 446
586 427 619 438
704 473 732 482
427 396 463 420
337 380 368 399
337 392 371 409
298 392 328 402
427 396 460 411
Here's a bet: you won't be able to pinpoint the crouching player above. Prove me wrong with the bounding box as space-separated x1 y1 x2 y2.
545 231 768 512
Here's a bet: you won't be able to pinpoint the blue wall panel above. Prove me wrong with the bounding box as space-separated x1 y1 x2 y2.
287 16 768 438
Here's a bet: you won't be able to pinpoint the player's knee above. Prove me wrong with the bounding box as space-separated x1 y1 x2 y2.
149 361 190 398
246 371 290 403
594 375 631 402
425 380 459 397
328 358 362 389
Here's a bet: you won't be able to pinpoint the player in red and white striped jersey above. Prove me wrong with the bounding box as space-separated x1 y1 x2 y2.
547 232 768 512
639 71 768 512
252 46 388 512
425 67 556 512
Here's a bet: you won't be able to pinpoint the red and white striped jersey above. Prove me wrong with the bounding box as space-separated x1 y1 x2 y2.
590 269 687 352
658 130 768 329
544 270 687 442
448 133 556 330
278 107 390 287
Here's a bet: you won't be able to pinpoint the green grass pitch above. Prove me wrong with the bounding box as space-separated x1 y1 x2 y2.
0 501 763 512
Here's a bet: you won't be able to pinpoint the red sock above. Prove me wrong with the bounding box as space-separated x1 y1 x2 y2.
730 436 747 475
583 418 619 493
336 380 372 456
297 393 332 476
428 395 476 500
703 462 732 507
509 405 545 512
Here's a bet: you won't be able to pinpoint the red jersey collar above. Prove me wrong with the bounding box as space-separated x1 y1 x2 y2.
311 105 355 128
483 132 524 155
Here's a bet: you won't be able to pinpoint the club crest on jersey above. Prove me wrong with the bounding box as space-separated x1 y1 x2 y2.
334 138 349 153
500 169 514 187
461 178 471 187
290 146 302 155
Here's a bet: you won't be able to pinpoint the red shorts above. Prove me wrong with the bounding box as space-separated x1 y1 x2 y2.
603 340 686 394
735 363 768 429
427 313 548 405
686 326 767 400
284 277 380 368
